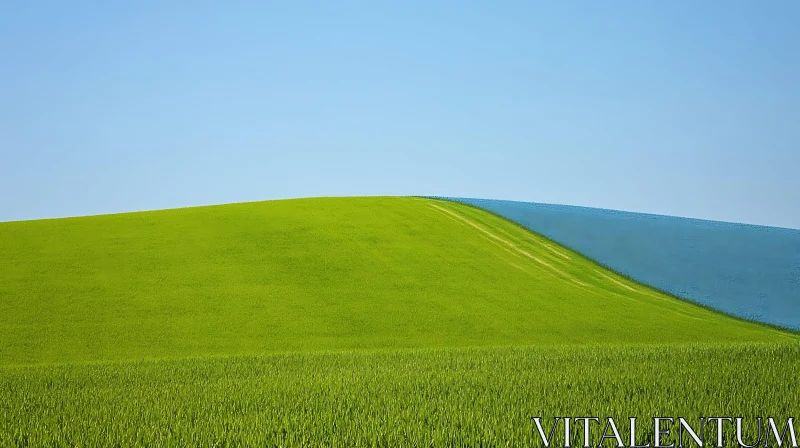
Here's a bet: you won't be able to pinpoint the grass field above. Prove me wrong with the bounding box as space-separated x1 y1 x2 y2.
2 344 798 446
0 196 797 446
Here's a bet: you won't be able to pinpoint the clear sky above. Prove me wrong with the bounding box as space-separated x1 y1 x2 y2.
2 1 798 228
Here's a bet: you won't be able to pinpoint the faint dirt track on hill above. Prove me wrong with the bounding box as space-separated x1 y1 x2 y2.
430 203 585 287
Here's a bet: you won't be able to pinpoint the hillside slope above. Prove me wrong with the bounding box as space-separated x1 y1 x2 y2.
447 198 800 330
0 197 791 366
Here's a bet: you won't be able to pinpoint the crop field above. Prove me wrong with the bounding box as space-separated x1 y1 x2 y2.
1 196 797 446
2 343 799 447
446 197 800 331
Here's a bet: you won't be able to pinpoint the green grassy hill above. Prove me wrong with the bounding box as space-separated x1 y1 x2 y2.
1 196 797 446
0 196 790 366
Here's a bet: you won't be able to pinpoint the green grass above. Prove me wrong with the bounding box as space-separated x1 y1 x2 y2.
2 344 797 447
0 196 796 446
0 197 791 366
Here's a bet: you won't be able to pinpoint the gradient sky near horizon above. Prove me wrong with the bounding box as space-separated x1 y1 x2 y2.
2 1 799 228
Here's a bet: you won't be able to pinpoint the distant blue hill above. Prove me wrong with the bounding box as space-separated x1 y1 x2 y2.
444 198 800 331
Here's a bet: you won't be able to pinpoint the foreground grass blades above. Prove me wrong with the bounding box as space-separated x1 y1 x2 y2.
1 343 798 447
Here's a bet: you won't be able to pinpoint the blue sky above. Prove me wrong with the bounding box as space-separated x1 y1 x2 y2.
2 1 798 228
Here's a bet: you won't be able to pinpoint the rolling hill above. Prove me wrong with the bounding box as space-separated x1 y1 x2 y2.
0 196 791 367
1 196 798 445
